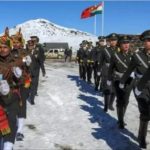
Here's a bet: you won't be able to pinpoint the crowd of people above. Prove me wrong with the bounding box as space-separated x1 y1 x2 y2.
0 26 150 150
0 27 45 150
76 30 150 149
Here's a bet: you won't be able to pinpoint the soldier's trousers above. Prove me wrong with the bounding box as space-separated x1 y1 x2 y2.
93 63 98 84
79 63 83 79
30 75 40 103
4 93 19 144
114 80 133 108
134 81 150 121
18 86 30 118
87 63 93 82
82 64 87 81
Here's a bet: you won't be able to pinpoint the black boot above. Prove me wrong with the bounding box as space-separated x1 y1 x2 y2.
16 133 24 141
138 120 148 149
117 107 124 129
108 94 115 111
95 86 98 91
104 94 110 112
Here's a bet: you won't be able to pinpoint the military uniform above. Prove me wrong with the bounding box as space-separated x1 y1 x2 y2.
94 36 105 91
76 44 84 79
0 34 24 149
120 30 150 148
76 41 88 81
11 33 32 141
108 35 133 129
86 42 94 83
28 37 46 105
98 33 119 112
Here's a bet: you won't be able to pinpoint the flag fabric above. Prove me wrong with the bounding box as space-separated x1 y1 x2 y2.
81 3 103 19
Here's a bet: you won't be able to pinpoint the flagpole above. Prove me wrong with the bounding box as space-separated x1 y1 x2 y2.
94 15 97 35
102 1 105 36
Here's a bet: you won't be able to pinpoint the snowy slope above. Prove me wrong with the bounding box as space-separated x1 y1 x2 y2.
14 61 150 150
1 19 98 51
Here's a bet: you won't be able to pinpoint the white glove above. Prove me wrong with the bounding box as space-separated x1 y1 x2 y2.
97 72 101 76
107 80 112 86
12 67 22 78
23 55 32 66
26 55 32 66
134 87 142 96
0 80 10 95
119 83 124 89
130 72 135 78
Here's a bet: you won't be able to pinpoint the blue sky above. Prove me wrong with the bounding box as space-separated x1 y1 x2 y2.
0 1 150 36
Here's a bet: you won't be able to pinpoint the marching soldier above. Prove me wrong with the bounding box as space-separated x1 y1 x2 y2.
120 30 150 148
86 41 94 84
95 36 105 91
76 40 88 81
76 43 84 79
0 34 24 150
11 32 32 141
98 33 119 112
27 36 45 105
107 35 133 129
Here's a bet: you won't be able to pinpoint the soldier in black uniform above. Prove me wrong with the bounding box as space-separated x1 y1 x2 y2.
76 43 83 79
86 41 94 84
27 36 45 105
120 30 150 148
76 41 88 81
98 33 119 112
107 35 133 129
95 36 105 91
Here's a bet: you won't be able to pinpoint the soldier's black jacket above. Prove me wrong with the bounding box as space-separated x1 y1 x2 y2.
108 51 131 81
120 49 150 84
86 47 96 64
137 66 150 91
76 48 85 63
98 46 118 73
30 44 45 77
89 47 98 63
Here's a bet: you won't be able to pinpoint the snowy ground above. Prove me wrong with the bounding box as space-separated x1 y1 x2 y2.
14 60 150 150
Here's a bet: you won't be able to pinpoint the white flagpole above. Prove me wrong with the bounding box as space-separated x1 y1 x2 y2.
94 15 97 35
102 1 105 36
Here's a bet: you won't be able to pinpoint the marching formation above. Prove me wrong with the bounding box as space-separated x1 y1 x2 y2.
0 26 150 150
76 30 150 149
0 27 45 149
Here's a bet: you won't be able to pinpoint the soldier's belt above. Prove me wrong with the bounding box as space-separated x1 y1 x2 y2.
87 60 91 63
114 71 124 78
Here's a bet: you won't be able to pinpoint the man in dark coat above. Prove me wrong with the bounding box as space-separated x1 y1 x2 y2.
28 36 46 105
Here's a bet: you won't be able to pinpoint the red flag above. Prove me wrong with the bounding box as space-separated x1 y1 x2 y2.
81 3 103 19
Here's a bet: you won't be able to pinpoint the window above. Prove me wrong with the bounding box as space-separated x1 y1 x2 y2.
49 50 53 53
54 50 58 53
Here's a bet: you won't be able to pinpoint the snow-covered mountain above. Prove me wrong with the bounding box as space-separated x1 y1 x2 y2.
2 18 98 50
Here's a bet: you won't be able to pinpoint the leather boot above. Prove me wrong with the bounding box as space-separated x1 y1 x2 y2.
108 94 115 111
117 107 124 129
104 94 110 112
